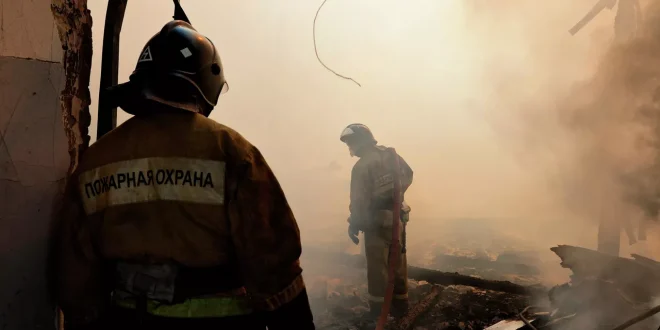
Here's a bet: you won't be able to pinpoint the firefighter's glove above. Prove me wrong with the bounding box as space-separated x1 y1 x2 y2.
348 224 360 245
401 201 411 224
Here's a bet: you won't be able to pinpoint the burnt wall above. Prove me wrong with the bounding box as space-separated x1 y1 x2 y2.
0 0 84 328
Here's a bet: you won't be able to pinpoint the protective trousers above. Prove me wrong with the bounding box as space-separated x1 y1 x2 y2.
364 219 408 317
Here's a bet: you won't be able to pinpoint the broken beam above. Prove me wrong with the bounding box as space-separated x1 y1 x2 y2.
568 0 616 35
303 248 544 296
408 265 543 296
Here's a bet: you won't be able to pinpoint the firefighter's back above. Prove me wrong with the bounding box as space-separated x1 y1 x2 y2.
54 17 314 330
78 110 248 267
73 111 263 328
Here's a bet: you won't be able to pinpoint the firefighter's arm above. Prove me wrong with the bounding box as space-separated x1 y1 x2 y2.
398 153 414 192
348 163 372 230
227 146 310 316
51 176 108 329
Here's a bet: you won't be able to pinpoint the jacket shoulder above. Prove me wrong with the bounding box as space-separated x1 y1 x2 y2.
355 147 387 168
200 117 259 160
351 157 371 177
81 113 258 170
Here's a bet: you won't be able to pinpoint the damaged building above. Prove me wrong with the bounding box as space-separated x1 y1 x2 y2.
0 0 90 328
2 0 660 329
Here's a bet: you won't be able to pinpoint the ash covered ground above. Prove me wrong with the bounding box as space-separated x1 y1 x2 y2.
300 219 560 330
301 218 660 329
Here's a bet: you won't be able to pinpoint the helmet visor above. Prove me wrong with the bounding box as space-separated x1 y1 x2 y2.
220 81 229 95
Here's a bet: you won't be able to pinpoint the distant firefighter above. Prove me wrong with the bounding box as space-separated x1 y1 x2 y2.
339 123 413 318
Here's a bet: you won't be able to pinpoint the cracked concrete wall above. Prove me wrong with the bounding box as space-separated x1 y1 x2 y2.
0 0 70 328
0 0 62 62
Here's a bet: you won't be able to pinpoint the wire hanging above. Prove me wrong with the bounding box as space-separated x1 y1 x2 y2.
313 0 362 87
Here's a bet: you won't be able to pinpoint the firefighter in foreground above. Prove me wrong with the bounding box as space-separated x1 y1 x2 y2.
52 20 314 330
340 124 414 318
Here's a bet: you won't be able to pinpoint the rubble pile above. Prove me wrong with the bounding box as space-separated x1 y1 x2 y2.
304 243 660 329
303 247 540 330
307 270 532 330
412 285 531 330
486 245 660 330
302 220 660 329
404 219 561 287
537 245 660 330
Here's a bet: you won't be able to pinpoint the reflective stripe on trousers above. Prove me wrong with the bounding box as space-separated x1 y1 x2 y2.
113 295 252 318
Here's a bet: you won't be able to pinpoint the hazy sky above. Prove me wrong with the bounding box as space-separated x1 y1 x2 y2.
86 1 623 249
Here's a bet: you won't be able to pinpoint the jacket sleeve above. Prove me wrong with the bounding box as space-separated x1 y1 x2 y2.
398 153 414 193
227 146 306 311
51 175 109 327
348 163 372 229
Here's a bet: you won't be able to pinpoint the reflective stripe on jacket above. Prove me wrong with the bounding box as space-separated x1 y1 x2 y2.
53 111 306 323
113 295 252 318
112 273 307 318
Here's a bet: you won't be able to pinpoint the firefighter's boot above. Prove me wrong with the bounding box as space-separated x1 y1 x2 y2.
391 298 409 318
368 301 383 318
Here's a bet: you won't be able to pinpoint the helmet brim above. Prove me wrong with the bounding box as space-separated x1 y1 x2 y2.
105 80 199 115
104 77 228 115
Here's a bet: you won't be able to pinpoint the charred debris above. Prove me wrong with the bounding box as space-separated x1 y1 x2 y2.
303 244 660 330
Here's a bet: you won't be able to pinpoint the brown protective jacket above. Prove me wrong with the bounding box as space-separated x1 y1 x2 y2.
53 111 305 324
349 146 413 231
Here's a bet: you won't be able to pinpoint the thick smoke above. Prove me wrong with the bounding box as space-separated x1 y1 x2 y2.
476 0 660 258
85 1 660 287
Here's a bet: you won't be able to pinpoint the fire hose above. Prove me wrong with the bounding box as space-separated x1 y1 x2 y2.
375 147 403 330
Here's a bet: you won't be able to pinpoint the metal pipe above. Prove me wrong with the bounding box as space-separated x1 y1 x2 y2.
97 0 128 139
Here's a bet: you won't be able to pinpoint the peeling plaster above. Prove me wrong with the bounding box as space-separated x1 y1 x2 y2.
49 1 93 328
51 0 92 173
